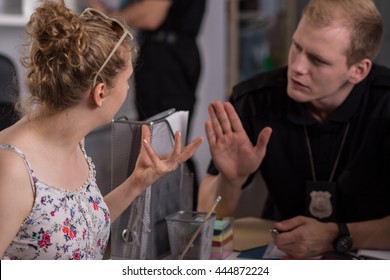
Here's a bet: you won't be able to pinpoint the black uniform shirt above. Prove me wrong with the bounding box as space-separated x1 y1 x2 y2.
208 64 390 222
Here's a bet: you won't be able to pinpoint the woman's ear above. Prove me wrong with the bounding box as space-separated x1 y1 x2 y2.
349 58 372 84
91 82 109 108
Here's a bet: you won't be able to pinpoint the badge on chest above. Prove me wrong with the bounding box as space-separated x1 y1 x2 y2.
305 181 337 221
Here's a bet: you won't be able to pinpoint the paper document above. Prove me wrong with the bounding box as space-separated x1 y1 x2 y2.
263 240 322 259
262 240 288 259
263 241 390 260
356 249 390 260
166 111 189 146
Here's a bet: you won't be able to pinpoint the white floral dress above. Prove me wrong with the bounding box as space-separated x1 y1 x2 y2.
1 144 110 260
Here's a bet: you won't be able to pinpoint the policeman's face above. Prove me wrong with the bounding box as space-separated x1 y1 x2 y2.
287 16 357 109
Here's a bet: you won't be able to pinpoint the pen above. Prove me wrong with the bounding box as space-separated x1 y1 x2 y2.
269 228 293 235
269 228 282 234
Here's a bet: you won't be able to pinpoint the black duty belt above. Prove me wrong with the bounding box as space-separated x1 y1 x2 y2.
143 31 195 44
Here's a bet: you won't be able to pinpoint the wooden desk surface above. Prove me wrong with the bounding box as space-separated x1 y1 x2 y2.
232 217 275 252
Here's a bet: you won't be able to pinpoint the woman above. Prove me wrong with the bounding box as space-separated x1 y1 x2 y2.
0 0 202 260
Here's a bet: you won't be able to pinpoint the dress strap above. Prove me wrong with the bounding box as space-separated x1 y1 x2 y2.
79 139 87 156
0 144 37 194
78 140 97 181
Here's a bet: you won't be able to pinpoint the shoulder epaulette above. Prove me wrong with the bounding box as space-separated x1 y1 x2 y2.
232 67 288 101
371 64 390 87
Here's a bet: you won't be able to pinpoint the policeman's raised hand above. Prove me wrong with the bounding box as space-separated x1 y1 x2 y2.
205 100 272 181
130 125 203 195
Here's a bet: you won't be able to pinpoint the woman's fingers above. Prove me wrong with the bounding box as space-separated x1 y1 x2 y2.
141 126 162 168
178 136 203 163
141 125 203 171
172 131 182 162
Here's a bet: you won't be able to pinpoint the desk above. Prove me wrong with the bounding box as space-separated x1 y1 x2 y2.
229 217 390 260
232 217 274 251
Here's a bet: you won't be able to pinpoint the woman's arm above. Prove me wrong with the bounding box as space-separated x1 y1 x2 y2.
0 151 34 257
104 125 203 222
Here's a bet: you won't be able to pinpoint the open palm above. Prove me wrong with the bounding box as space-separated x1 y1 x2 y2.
205 101 272 181
131 125 203 193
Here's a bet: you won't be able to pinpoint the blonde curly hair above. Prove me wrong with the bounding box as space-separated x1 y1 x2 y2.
18 0 137 116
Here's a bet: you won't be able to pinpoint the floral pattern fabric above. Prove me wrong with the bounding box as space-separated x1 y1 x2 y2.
1 144 110 260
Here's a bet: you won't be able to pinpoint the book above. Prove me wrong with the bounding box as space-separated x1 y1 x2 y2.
213 218 232 235
212 228 233 243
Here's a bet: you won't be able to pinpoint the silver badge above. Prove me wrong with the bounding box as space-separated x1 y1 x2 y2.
309 190 333 219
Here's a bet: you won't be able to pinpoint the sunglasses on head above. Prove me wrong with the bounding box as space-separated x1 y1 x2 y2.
81 8 134 88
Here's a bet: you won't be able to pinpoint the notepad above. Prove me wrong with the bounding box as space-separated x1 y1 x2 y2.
211 218 234 259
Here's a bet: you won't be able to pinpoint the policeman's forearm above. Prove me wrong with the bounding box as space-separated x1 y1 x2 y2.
198 173 246 218
197 175 219 212
213 173 247 218
349 215 390 250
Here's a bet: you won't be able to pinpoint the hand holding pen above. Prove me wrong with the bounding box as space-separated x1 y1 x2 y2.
268 216 335 259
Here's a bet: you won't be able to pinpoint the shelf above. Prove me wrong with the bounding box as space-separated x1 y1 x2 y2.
0 0 29 27
0 14 28 27
0 0 77 27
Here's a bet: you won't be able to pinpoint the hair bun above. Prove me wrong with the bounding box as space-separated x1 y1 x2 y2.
27 0 89 68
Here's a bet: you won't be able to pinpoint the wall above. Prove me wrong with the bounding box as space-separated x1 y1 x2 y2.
0 27 25 93
190 0 227 181
0 0 77 89
375 0 390 67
